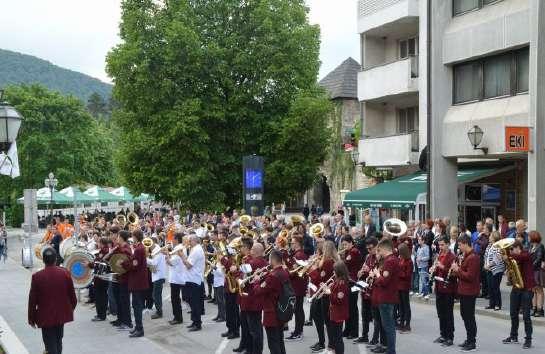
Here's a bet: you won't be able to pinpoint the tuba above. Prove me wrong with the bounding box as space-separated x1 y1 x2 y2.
310 223 325 238
127 212 139 227
115 213 127 228
290 215 305 225
383 218 407 237
494 238 524 289
239 214 252 226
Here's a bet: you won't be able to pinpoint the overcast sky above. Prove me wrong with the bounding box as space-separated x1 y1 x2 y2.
0 0 359 83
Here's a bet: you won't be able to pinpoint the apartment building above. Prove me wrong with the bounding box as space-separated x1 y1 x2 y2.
346 0 545 230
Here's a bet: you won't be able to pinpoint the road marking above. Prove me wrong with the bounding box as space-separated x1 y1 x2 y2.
214 338 228 354
0 315 30 354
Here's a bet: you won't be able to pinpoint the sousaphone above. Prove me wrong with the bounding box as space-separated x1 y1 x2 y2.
383 218 407 237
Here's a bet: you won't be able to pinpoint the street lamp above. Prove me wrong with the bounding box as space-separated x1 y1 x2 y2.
0 89 23 168
44 172 58 223
467 125 488 154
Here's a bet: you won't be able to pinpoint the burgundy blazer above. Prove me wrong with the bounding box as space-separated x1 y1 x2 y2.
253 266 289 328
344 247 363 281
128 243 150 291
28 265 77 328
373 254 400 305
397 258 413 291
456 251 481 296
239 256 268 311
329 279 349 323
289 250 309 297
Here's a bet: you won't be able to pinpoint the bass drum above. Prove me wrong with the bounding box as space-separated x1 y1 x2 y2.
59 237 76 259
63 250 94 289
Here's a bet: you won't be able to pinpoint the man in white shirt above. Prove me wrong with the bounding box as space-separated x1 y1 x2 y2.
147 239 167 319
166 233 187 325
179 234 205 331
212 258 226 322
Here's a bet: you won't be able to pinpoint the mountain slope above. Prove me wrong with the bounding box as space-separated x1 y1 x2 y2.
0 48 112 102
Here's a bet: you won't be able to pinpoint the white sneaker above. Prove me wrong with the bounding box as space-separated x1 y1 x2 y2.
424 295 431 300
409 291 414 296
416 293 423 298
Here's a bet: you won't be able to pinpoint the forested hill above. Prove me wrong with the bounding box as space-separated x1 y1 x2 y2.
0 48 112 102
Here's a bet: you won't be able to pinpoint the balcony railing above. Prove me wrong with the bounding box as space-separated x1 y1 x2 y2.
358 0 405 17
359 131 419 167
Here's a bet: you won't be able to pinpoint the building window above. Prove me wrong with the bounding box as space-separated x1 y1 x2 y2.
453 0 502 16
397 107 418 134
399 37 418 59
453 47 529 104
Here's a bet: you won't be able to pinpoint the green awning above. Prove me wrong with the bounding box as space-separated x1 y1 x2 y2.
343 167 502 209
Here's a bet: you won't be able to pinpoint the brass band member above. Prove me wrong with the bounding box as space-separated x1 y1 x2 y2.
127 229 150 338
309 240 338 353
397 243 413 333
308 237 326 351
354 237 379 344
147 237 167 319
340 235 362 339
371 238 399 354
431 236 457 347
286 233 308 341
502 239 536 349
252 249 290 354
221 231 240 339
178 234 205 331
166 233 186 325
88 237 110 321
327 261 350 354
450 235 480 352
110 230 133 330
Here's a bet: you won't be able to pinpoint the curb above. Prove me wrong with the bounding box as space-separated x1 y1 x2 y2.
411 295 545 327
0 316 30 354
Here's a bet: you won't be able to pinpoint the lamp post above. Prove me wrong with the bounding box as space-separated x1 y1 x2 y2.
44 172 58 223
467 125 488 154
0 89 23 170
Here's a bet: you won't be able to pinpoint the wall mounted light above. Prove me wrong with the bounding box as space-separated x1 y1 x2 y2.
467 125 488 154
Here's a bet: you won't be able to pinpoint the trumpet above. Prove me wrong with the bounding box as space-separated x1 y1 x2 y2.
169 244 185 255
264 244 274 257
308 276 334 302
248 265 272 285
297 255 322 277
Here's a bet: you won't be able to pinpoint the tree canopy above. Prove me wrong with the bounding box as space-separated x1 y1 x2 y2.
107 0 331 210
0 85 118 225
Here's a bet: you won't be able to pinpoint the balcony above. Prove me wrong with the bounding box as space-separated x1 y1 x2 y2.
358 56 419 102
358 0 419 35
358 131 419 167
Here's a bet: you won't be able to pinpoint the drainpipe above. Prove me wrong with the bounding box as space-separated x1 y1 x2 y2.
426 0 432 219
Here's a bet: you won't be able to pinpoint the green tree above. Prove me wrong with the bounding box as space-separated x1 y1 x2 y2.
107 0 330 210
87 92 108 118
0 85 118 226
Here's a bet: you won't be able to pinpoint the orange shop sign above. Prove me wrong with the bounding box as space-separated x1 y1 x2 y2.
505 126 530 152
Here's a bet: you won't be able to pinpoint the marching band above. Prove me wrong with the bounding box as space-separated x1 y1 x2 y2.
31 210 541 354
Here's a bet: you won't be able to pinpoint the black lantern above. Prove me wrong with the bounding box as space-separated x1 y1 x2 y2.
0 90 23 153
467 125 488 154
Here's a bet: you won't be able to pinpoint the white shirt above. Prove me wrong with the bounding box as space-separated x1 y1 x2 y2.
213 262 225 288
147 252 167 282
196 227 206 238
185 244 205 285
168 255 187 285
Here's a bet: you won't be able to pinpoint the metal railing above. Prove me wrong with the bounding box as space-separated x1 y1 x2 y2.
362 131 419 152
362 55 419 78
358 0 405 17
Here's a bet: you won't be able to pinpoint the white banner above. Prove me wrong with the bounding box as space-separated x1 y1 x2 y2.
0 140 20 178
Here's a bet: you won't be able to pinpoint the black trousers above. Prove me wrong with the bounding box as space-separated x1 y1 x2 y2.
345 291 359 336
239 311 251 350
510 289 533 340
247 311 264 354
489 272 503 308
144 272 154 309
131 290 145 332
360 298 373 339
42 325 64 354
94 280 108 320
311 298 326 345
479 257 488 297
114 283 132 326
398 290 411 327
186 282 202 326
436 292 455 340
226 292 240 335
265 326 286 354
459 295 477 344
153 279 165 315
327 322 344 354
372 306 386 345
170 283 184 322
215 286 226 320
294 295 305 335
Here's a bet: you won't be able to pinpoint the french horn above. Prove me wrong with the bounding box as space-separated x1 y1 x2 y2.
382 218 407 237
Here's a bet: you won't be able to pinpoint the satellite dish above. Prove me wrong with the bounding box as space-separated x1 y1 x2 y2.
419 145 428 171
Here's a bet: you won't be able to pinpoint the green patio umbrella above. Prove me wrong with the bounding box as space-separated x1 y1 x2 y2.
17 187 72 205
134 193 153 202
83 186 120 203
110 186 135 202
58 186 96 204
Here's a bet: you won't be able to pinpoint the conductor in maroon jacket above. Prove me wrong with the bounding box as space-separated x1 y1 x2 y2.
28 247 77 354
451 235 480 351
128 229 150 338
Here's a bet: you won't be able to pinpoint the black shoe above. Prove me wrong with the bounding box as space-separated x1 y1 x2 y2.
461 342 476 352
523 339 532 349
353 337 368 344
151 313 162 319
188 326 201 332
458 340 469 348
502 336 518 344
110 320 121 326
232 347 245 352
186 323 196 329
92 316 105 322
129 330 144 338
215 318 226 322
367 339 378 347
221 331 232 338
342 331 350 337
484 306 494 309
169 319 183 325
371 345 387 353
286 332 302 341
129 328 137 334
433 337 445 344
227 333 240 339
304 320 313 326
207 299 215 303
441 339 453 347
310 343 325 352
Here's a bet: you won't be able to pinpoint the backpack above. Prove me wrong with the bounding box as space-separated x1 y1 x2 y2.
276 275 296 323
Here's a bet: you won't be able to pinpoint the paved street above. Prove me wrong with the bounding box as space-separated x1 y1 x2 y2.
1 230 544 354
